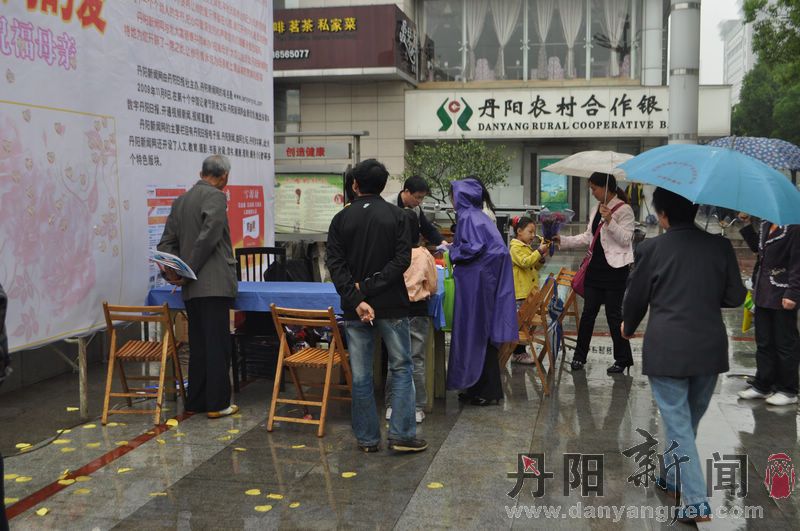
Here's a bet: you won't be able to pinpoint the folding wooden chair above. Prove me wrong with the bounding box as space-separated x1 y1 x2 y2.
498 276 557 395
101 302 186 425
554 268 581 359
267 304 352 437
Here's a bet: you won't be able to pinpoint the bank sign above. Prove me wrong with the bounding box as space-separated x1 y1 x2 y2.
406 87 730 139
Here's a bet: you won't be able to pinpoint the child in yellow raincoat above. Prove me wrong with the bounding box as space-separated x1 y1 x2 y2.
509 216 548 364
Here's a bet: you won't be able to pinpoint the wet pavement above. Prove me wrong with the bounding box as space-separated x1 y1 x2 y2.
2 232 798 530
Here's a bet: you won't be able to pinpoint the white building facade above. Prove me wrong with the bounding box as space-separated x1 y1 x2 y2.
273 0 731 223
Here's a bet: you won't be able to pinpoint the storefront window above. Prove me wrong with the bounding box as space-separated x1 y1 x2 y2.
421 0 642 83
274 87 300 136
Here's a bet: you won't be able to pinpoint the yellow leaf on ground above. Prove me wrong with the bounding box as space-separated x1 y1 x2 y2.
15 477 32 483
266 493 283 500
254 505 272 513
15 443 31 449
341 472 357 478
60 447 76 453
75 476 91 483
82 424 96 429
291 444 306 449
74 488 91 495
217 436 232 441
173 432 186 437
66 407 79 412
85 443 101 449
165 419 179 427
4 473 19 480
233 447 246 452
4 497 19 505
52 439 71 445
57 479 75 486
106 422 119 427
117 468 133 474
35 508 49 516
156 439 166 445
117 423 127 426
289 502 301 508
227 429 240 434
427 482 444 489
149 492 167 497
232 413 243 418
115 441 128 446
56 429 72 434
59 469 70 479
145 431 155 435
245 489 261 496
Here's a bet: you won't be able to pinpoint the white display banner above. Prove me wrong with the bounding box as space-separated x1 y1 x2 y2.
405 86 731 139
0 0 274 351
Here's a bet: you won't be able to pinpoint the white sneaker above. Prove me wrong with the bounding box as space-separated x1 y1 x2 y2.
415 408 425 423
766 392 798 406
738 387 772 400
385 407 392 421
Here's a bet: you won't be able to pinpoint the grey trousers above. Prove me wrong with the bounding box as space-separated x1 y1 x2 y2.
385 315 430 409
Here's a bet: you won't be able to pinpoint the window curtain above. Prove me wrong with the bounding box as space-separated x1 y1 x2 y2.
599 0 628 77
532 0 556 80
558 0 583 79
490 0 521 80
464 0 489 80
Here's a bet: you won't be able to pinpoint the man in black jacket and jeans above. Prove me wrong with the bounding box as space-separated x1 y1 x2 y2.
1 283 10 531
327 159 427 453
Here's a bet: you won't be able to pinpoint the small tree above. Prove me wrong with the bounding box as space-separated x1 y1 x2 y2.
403 139 512 203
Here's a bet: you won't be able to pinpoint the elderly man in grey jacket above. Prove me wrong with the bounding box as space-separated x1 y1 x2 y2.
622 187 746 524
158 155 238 419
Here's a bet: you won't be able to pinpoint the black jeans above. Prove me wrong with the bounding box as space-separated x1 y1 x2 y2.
467 342 503 401
574 285 633 365
185 296 234 412
752 306 800 395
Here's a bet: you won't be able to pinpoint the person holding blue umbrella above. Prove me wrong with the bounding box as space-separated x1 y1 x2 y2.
737 214 800 406
622 187 746 523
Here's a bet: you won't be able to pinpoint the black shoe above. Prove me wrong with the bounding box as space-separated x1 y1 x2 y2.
388 438 428 453
570 359 585 371
358 443 380 453
470 397 500 406
607 362 633 375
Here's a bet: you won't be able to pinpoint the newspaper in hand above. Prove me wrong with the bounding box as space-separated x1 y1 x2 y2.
149 250 197 280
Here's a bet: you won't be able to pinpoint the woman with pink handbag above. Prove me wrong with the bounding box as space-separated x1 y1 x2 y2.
553 172 635 374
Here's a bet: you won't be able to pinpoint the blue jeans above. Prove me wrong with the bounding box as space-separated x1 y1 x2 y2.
385 316 429 409
344 318 415 445
649 375 717 508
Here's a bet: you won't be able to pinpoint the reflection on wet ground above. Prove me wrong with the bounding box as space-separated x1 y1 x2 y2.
2 240 797 530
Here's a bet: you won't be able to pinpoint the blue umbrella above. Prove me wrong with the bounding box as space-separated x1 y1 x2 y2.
707 136 800 171
617 144 800 225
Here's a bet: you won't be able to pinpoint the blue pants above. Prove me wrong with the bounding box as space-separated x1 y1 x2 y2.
648 374 717 508
344 318 415 445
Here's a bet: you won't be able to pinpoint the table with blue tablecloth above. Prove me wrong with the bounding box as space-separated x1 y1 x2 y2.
146 269 448 410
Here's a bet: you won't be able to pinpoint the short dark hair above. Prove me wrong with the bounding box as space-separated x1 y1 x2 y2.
651 187 698 224
403 175 430 194
588 172 617 190
352 158 389 195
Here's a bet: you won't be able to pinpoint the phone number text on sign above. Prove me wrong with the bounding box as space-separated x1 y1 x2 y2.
274 49 310 59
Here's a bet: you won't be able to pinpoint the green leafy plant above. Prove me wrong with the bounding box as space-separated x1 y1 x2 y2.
402 139 511 203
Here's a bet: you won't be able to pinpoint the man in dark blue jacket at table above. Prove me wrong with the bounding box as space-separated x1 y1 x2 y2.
326 159 427 454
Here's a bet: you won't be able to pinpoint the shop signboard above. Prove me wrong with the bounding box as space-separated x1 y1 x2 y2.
405 86 731 139
273 5 418 78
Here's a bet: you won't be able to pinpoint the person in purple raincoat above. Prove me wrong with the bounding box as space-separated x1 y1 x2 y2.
447 179 519 405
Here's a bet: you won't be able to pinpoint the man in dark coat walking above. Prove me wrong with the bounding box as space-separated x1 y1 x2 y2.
622 188 746 523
